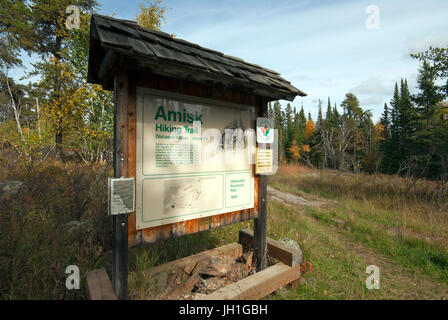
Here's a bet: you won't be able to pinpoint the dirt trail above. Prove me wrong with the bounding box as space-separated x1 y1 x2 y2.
267 186 327 207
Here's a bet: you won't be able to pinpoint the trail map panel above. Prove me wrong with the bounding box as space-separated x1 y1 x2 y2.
136 88 255 230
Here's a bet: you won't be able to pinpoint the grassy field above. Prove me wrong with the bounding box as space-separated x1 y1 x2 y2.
266 165 448 299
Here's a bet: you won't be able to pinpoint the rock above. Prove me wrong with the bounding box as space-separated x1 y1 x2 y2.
0 180 25 195
202 257 234 277
280 238 303 266
280 238 301 252
330 218 346 226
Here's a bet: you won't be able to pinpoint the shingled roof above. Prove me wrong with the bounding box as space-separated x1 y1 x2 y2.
88 14 306 101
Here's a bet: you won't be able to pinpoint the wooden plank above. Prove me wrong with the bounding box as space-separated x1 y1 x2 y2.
211 215 221 229
127 71 139 247
137 208 255 245
171 221 187 237
239 229 302 267
86 268 117 300
253 99 268 271
158 224 172 241
185 218 199 235
149 242 243 276
200 263 300 300
198 216 211 232
167 273 201 300
98 50 117 80
254 173 267 270
133 71 256 106
141 228 158 243
112 70 129 300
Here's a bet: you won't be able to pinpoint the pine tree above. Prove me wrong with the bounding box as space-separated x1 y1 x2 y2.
332 103 341 127
411 56 447 178
299 105 306 128
317 99 323 128
284 103 294 162
325 97 332 122
379 103 392 172
399 79 418 166
389 82 401 172
272 101 285 162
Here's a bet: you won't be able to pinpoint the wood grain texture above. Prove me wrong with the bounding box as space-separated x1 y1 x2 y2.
199 263 300 300
112 70 129 299
127 70 138 247
86 268 117 300
149 242 243 276
239 229 302 267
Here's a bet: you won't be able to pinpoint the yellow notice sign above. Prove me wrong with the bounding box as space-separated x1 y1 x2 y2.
256 148 273 174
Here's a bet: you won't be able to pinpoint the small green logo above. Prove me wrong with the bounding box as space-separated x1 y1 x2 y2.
257 118 274 143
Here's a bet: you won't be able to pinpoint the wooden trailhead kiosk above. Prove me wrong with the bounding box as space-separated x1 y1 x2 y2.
87 14 306 300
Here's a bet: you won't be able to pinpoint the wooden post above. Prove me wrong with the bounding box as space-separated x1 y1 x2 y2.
254 174 267 270
254 100 268 271
112 70 129 300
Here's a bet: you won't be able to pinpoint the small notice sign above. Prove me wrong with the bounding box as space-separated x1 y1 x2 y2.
108 177 135 216
256 148 273 174
257 117 274 144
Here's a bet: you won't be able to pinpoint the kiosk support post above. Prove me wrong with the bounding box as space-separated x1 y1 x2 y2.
112 70 129 300
254 101 268 271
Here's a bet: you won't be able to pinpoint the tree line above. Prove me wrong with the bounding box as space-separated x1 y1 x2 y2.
0 0 165 163
1 2 447 181
269 46 448 180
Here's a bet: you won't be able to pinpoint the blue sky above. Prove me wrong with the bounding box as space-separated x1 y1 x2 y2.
12 0 448 121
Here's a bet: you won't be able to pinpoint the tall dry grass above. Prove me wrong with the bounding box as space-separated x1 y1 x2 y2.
0 160 112 299
269 165 448 280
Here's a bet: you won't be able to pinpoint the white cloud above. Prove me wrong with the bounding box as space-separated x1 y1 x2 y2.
350 78 392 96
406 33 448 56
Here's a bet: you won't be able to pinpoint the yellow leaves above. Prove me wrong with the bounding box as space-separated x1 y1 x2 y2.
136 0 166 31
289 140 301 161
374 122 385 142
289 139 311 163
302 144 311 153
305 119 315 140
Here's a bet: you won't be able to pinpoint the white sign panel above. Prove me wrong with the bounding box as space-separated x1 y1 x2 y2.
136 88 255 230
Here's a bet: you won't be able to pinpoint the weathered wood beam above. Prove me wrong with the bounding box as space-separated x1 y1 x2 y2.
149 242 243 276
254 99 268 271
199 263 300 300
86 268 117 300
98 50 117 81
112 70 129 300
239 229 302 267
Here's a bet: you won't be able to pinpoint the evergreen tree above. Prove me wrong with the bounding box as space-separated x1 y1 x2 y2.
332 103 341 127
317 99 323 128
299 105 306 128
284 103 294 162
325 97 332 122
389 82 401 172
411 55 448 178
379 103 392 172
